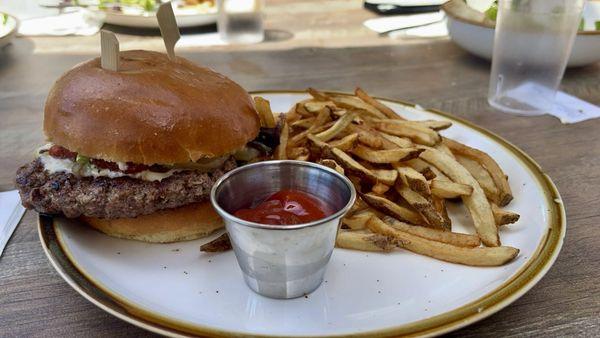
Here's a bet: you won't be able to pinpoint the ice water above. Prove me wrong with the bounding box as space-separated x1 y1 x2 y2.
218 0 264 44
488 0 584 115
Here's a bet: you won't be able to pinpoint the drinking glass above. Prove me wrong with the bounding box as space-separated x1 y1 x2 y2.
217 0 265 44
488 0 585 115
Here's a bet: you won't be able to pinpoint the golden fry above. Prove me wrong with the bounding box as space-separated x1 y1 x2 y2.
456 155 498 201
443 138 513 206
315 112 357 142
368 217 519 266
395 165 431 197
254 96 277 128
371 182 391 195
396 185 449 229
491 203 520 226
420 148 499 247
351 144 423 164
375 122 440 146
336 230 396 252
355 87 402 120
383 216 479 248
275 123 289 160
361 193 424 225
430 179 473 198
328 133 359 151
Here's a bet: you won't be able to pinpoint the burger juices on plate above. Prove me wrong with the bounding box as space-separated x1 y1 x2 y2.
15 50 277 243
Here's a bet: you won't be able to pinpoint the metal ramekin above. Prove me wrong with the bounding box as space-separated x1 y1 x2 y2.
210 160 356 299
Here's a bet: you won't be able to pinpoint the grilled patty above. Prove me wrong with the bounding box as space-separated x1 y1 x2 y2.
15 157 236 219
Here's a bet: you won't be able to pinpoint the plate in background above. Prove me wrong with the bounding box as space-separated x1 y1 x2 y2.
443 0 600 67
0 13 18 49
39 91 565 337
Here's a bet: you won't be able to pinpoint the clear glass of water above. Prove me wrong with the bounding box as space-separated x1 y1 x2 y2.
488 0 585 115
217 0 265 44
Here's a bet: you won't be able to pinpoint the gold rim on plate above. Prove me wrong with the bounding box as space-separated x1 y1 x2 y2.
38 90 566 338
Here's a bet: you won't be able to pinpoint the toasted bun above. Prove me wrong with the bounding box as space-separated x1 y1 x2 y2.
81 202 224 243
44 50 260 164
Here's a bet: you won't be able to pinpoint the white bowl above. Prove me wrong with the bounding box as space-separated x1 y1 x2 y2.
0 13 18 49
443 0 600 67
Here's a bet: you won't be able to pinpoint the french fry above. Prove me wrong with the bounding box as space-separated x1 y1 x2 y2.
456 155 498 201
351 144 423 164
375 122 440 146
435 143 455 158
318 159 345 175
346 124 384 149
307 87 331 101
200 233 232 252
361 193 424 225
330 95 387 119
421 167 436 180
295 102 313 117
394 166 431 197
491 203 520 226
287 147 308 159
342 211 374 230
432 196 452 229
355 87 402 120
291 118 315 129
419 148 500 247
383 216 479 247
315 112 357 142
295 154 310 161
443 138 513 206
396 185 449 230
379 132 414 148
325 147 398 185
371 182 391 195
336 230 396 252
371 169 398 185
430 179 473 198
375 119 452 131
275 123 289 160
254 97 277 128
367 217 519 266
304 100 336 113
328 133 358 151
289 121 333 147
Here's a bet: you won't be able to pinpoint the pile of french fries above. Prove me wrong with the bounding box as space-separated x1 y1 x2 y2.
253 88 521 267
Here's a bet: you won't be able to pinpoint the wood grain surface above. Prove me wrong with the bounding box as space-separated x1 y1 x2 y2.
1 35 600 337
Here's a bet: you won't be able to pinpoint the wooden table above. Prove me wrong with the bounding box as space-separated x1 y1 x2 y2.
1 18 600 337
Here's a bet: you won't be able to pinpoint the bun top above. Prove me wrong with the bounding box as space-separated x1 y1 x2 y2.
44 50 260 164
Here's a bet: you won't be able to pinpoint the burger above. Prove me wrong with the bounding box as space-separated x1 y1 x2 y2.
15 50 277 243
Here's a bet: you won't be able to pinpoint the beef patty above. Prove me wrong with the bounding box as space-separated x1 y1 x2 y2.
15 157 236 219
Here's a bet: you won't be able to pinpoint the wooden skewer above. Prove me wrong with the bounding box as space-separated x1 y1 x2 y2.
157 2 181 60
100 30 120 71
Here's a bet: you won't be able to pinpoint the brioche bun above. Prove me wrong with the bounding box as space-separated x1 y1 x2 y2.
44 50 260 165
82 201 224 243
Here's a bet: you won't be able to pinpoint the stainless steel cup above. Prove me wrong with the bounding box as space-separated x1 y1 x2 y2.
210 160 356 299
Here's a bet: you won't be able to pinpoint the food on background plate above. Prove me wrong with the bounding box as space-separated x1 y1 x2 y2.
259 86 521 266
15 50 280 243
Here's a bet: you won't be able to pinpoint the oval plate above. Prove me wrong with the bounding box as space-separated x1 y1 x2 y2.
39 91 565 337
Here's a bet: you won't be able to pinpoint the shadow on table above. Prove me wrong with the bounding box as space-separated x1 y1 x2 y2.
0 38 35 75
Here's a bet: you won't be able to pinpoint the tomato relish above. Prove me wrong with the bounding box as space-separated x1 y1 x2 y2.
234 189 335 225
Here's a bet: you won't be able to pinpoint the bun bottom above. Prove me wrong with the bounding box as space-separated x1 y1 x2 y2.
81 202 224 243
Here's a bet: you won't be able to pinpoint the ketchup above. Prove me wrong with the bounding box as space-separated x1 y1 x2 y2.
234 189 335 225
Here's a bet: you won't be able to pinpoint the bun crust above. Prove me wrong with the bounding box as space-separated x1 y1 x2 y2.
44 50 260 164
82 201 224 243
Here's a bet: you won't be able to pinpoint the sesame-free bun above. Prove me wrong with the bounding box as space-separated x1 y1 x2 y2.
44 50 260 165
82 201 224 243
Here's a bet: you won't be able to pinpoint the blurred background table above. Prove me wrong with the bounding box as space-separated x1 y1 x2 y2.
1 0 599 337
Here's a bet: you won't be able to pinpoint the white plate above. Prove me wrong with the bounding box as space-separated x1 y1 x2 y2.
39 91 565 337
97 5 217 28
0 13 18 49
443 0 600 67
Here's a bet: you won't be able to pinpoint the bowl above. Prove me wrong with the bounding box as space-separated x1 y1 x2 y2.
210 160 356 299
443 0 600 67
